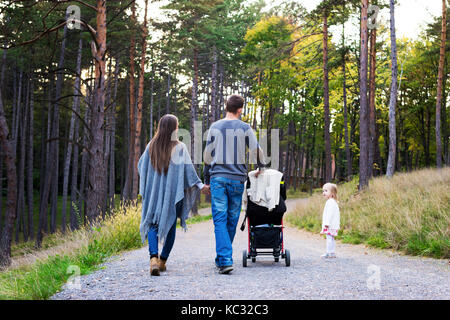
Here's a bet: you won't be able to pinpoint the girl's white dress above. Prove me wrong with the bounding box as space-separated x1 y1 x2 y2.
320 198 340 237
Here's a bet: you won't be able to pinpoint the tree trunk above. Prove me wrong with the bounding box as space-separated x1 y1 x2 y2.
12 70 23 157
62 38 83 233
0 47 6 235
218 63 224 121
85 0 108 224
0 86 17 268
368 28 377 178
79 90 91 226
36 20 68 246
16 71 28 243
70 89 81 231
210 45 218 125
108 56 120 210
342 24 352 180
386 0 398 178
133 0 149 199
27 70 34 240
359 0 370 189
435 0 446 168
166 73 171 114
322 10 332 183
39 79 52 235
149 69 154 140
123 1 137 201
191 47 199 216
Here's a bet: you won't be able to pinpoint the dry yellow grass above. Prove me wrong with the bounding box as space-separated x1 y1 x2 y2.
6 203 142 271
287 168 450 258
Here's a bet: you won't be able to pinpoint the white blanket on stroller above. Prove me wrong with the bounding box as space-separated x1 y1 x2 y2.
242 169 283 212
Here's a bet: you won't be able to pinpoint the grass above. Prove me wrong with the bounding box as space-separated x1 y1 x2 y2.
9 192 123 244
11 193 209 245
0 202 213 300
286 187 309 199
286 168 450 259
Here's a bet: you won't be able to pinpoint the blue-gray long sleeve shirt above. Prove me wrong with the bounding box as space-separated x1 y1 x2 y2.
203 119 264 185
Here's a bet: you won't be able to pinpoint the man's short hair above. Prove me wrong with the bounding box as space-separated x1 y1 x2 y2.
226 94 244 114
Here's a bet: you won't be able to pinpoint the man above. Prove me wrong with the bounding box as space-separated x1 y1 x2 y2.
203 94 265 274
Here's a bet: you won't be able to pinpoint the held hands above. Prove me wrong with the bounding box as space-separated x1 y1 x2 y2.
201 184 210 195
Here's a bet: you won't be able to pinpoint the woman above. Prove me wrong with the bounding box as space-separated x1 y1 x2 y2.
138 114 209 276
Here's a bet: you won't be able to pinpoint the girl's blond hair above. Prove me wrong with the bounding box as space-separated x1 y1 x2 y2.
323 183 338 201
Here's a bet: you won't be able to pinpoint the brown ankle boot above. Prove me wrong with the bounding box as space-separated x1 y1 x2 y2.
159 258 167 272
150 257 160 276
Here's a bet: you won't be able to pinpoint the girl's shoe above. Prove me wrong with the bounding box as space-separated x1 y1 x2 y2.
321 253 331 258
150 257 160 276
329 253 337 258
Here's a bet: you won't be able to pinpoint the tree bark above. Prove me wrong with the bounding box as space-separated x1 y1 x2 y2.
435 0 446 168
368 28 377 178
123 1 137 201
36 20 68 246
149 66 154 140
359 0 370 189
322 10 332 183
27 70 34 240
191 47 199 216
0 85 18 268
210 45 218 125
166 73 171 114
133 0 149 199
62 38 83 233
108 56 120 210
16 71 28 243
342 24 352 180
12 70 23 157
386 0 398 178
85 0 108 224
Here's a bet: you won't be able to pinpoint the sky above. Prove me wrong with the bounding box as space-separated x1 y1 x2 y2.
271 0 442 40
139 0 444 42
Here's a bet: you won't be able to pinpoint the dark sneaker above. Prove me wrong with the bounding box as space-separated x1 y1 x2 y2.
218 265 233 274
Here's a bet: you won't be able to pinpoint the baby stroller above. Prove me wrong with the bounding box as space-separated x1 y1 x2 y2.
240 169 290 267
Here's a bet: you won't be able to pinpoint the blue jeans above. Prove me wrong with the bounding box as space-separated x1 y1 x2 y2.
210 176 245 267
147 201 182 260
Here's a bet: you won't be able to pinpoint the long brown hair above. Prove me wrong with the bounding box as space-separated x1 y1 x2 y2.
148 114 179 175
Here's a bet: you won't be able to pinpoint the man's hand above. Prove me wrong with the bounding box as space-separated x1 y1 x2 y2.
255 168 264 178
201 184 210 195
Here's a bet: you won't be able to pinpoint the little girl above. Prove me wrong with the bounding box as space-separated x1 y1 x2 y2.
320 183 340 258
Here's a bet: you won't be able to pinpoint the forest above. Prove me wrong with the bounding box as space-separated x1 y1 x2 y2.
0 0 448 268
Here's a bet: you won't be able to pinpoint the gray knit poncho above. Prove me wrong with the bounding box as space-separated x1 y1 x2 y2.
138 142 201 244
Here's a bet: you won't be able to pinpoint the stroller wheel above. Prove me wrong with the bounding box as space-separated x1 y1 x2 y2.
274 257 279 262
243 250 248 267
285 249 291 267
251 257 256 263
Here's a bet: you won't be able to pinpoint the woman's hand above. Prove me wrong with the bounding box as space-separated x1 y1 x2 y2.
201 184 210 195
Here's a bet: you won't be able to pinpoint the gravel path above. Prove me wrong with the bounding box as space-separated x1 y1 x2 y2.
52 198 449 300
